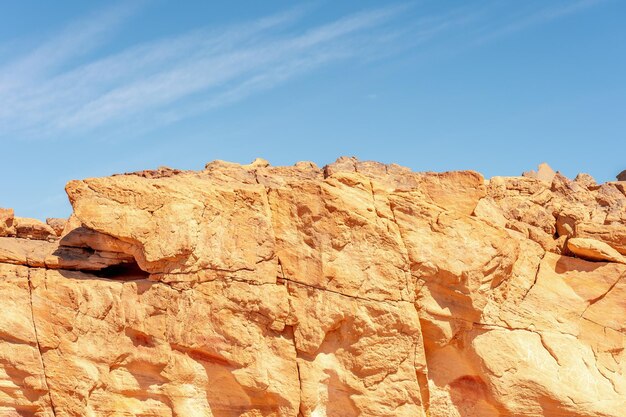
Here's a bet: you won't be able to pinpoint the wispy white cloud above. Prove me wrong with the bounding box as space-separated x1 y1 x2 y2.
0 1 607 140
0 4 407 139
471 0 607 44
0 2 140 94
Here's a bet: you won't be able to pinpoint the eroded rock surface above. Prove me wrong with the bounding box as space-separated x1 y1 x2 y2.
0 158 625 417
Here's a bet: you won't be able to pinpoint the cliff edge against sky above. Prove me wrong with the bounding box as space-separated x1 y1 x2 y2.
1 157 625 417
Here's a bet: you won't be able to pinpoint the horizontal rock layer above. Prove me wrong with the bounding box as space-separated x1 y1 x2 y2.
0 157 625 417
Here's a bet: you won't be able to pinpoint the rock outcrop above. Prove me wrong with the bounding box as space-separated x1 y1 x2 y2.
0 157 625 417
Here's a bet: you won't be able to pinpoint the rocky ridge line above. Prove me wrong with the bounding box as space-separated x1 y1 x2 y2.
0 157 625 417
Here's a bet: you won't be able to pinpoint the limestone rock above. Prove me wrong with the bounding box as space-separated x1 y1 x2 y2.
0 157 625 417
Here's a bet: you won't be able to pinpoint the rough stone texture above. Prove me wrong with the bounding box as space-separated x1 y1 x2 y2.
0 208 15 237
0 237 136 270
576 222 626 255
523 162 557 183
45 219 66 237
567 237 625 264
0 158 625 417
13 218 57 241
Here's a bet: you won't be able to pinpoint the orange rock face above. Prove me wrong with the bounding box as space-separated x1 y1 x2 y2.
0 158 625 417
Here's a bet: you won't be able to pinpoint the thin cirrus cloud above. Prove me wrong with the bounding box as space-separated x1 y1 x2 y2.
0 2 140 94
0 1 606 141
469 0 607 44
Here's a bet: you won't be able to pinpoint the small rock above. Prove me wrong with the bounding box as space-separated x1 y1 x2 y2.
323 156 358 178
555 206 588 238
46 218 67 237
121 166 183 179
248 157 270 168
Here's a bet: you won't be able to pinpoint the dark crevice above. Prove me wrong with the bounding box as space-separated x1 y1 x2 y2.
91 261 150 280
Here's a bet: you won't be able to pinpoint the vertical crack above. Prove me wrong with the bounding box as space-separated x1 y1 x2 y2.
277 257 286 280
521 250 546 301
386 198 414 303
26 269 58 417
537 332 561 366
295 356 304 417
253 168 282 283
283 325 304 417
253 171 304 415
386 198 432 417
413 336 430 416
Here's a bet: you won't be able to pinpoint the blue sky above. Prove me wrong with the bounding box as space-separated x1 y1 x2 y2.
1 0 625 220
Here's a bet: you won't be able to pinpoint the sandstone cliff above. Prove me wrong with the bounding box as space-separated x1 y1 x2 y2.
1 157 625 417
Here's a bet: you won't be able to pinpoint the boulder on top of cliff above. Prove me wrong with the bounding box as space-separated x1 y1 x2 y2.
46 217 67 236
617 169 626 181
522 162 556 183
574 172 597 189
13 216 57 240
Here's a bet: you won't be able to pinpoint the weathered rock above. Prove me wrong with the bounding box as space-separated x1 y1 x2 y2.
0 207 15 237
482 166 626 260
0 236 137 272
485 252 626 415
506 220 560 253
14 217 57 241
574 172 597 188
287 283 427 416
45 218 66 237
567 237 625 263
523 162 556 183
614 181 626 197
555 206 587 237
0 157 625 417
27 268 299 417
0 264 53 416
322 156 486 215
472 196 508 228
617 169 626 181
576 222 626 255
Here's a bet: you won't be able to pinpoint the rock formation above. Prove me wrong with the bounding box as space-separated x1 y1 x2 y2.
0 157 625 417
